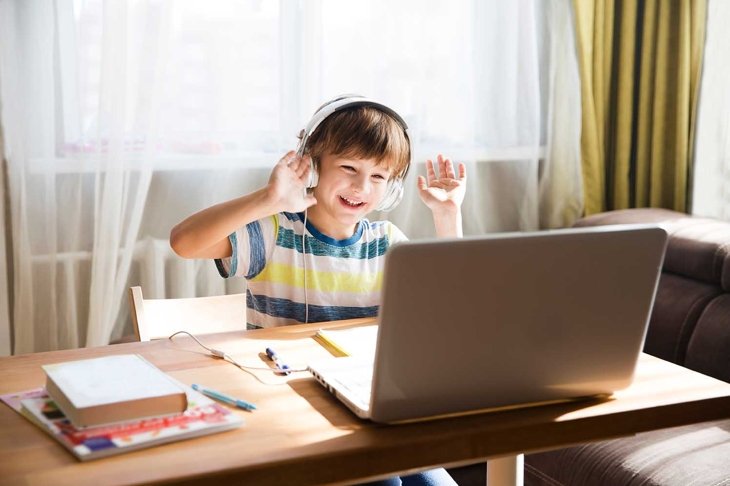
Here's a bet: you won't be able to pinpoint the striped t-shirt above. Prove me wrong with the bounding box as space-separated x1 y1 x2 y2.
215 212 407 328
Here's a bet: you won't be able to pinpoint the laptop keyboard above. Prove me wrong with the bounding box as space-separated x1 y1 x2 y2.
331 362 374 407
309 357 377 415
339 367 373 400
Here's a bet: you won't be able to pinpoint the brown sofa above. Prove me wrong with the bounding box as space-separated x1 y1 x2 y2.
525 208 730 485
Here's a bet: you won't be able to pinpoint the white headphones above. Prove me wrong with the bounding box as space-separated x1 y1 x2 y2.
295 94 411 212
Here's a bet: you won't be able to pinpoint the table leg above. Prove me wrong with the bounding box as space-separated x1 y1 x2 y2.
486 454 523 486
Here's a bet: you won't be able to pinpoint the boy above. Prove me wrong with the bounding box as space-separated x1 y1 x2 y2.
171 99 466 485
170 101 466 329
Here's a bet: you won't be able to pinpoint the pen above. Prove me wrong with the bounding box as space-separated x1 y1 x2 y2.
265 347 291 374
191 383 257 411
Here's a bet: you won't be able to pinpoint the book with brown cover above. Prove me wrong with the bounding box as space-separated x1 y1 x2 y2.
43 354 187 428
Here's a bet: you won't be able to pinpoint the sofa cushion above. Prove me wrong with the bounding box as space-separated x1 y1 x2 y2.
576 208 730 291
646 273 720 365
525 419 730 486
685 294 730 382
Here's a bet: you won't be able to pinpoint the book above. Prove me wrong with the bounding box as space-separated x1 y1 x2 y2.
42 354 187 428
313 325 378 358
1 386 244 461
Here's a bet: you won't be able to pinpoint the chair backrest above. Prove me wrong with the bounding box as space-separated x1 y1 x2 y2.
128 286 247 341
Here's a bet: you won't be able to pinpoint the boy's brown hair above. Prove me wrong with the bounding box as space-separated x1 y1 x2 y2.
304 106 411 180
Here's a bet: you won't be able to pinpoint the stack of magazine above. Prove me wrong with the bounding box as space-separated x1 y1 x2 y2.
0 355 244 461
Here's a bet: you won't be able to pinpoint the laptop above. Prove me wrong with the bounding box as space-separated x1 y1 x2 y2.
308 224 668 423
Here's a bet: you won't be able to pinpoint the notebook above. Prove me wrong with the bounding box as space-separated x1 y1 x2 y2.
308 224 668 423
1 384 243 461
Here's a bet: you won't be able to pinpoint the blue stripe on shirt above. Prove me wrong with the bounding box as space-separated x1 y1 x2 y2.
214 231 239 278
276 227 389 259
287 212 367 247
246 290 379 323
304 217 364 247
246 221 266 279
214 258 228 278
229 231 239 276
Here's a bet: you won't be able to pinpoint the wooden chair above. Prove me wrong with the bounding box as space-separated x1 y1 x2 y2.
128 286 247 341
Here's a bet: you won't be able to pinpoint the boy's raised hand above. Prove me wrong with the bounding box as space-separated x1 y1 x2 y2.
417 154 467 212
267 151 318 212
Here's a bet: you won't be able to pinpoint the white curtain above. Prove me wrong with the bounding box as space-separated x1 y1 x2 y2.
0 132 10 356
0 0 581 353
692 0 730 219
0 0 161 352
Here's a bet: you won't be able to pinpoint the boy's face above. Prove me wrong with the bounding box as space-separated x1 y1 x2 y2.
307 153 394 239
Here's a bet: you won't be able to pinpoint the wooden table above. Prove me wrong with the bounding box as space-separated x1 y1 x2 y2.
3 318 730 486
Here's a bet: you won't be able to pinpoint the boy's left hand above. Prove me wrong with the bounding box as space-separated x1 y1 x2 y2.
417 154 467 213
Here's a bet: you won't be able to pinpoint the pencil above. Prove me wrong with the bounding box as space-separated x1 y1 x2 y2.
314 330 351 357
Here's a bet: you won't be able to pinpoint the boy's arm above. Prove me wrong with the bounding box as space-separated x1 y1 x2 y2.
417 154 467 238
170 152 317 259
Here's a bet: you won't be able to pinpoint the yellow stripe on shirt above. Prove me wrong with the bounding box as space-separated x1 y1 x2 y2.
251 261 383 293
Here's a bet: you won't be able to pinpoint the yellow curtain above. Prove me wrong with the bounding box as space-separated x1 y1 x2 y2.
573 0 707 214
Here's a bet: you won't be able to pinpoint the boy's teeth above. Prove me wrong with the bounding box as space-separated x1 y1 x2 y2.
341 196 363 207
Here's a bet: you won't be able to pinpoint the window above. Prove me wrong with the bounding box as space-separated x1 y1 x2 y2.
49 0 550 172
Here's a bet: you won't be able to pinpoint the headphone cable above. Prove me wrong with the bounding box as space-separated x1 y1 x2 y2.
167 330 308 385
303 208 309 324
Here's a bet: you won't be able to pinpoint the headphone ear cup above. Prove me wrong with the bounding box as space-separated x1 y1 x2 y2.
376 179 404 212
306 157 318 188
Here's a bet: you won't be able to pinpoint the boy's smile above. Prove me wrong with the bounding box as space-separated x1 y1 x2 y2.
339 195 365 208
306 153 393 240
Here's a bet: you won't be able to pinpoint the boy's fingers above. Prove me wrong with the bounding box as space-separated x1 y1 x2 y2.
417 175 428 190
458 163 467 180
445 158 455 179
438 155 447 178
425 160 436 184
281 151 297 166
295 156 311 177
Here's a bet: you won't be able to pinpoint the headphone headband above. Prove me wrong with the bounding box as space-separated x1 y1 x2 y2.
297 95 410 158
297 94 410 212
